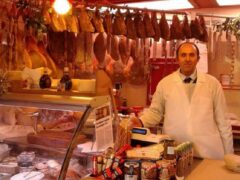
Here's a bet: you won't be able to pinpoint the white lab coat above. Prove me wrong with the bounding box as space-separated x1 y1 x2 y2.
141 71 234 159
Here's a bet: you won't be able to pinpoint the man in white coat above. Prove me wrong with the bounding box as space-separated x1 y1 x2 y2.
132 42 233 159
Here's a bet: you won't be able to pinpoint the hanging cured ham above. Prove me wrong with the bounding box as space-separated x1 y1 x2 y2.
134 12 146 38
125 11 137 39
112 9 127 36
151 12 161 42
92 9 105 33
182 15 191 39
159 13 170 40
143 12 155 38
199 16 208 42
170 14 183 40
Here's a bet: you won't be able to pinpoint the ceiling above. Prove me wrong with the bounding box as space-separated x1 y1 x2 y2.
87 0 240 9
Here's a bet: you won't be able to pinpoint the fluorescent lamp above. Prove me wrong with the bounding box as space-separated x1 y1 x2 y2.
118 0 193 10
216 0 240 6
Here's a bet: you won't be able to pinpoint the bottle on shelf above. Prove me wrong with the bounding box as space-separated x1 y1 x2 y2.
59 67 72 91
39 68 51 89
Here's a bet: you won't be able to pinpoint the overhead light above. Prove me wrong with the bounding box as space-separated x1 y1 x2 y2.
216 0 240 6
118 0 193 10
53 0 72 15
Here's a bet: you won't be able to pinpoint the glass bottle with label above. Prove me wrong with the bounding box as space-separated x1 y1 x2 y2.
60 67 72 91
163 139 175 160
39 68 51 89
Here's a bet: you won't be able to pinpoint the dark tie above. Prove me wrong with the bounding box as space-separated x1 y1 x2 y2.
184 77 192 83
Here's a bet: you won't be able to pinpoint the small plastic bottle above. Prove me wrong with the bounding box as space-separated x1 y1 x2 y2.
60 67 72 91
39 68 51 89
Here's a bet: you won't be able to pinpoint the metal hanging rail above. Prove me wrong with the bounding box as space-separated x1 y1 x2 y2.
73 0 188 15
196 13 235 19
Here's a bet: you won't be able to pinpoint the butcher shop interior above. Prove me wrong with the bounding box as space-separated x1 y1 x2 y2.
0 0 240 179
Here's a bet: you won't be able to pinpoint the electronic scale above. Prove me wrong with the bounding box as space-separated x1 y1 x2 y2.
131 127 171 146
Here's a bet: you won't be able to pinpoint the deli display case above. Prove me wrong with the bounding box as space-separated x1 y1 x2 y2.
0 91 112 179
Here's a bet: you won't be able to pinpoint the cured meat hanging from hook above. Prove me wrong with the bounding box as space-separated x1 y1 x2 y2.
170 14 183 40
134 12 146 38
91 9 105 33
199 16 208 42
125 11 137 39
103 10 112 54
112 9 127 36
143 12 155 38
182 15 191 39
159 13 170 41
190 17 203 40
110 35 120 61
77 7 95 32
93 32 107 66
151 12 161 42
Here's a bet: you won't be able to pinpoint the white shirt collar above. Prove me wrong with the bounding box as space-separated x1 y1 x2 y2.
178 69 197 82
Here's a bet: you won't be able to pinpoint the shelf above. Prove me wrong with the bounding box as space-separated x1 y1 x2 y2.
0 92 110 111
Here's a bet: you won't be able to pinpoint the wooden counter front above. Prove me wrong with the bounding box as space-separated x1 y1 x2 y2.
187 159 240 180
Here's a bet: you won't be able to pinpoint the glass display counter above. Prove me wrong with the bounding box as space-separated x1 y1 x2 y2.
0 91 111 179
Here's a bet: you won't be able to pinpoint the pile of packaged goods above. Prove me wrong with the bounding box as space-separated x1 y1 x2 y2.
89 141 194 179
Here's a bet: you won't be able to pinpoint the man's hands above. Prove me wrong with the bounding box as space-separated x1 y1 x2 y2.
129 116 143 128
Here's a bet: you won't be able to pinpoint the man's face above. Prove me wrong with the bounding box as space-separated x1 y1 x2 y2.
177 43 199 76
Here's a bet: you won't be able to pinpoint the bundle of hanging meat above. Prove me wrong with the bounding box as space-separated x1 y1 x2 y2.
25 35 48 68
103 10 112 35
134 12 146 38
125 11 137 39
119 36 133 79
103 10 112 54
78 7 95 32
47 30 65 67
170 14 183 40
198 16 208 42
182 15 191 39
65 15 79 33
91 9 105 33
159 13 170 40
112 9 127 36
128 39 146 85
93 32 107 67
190 17 203 40
75 32 94 78
110 35 120 61
50 12 67 32
143 12 155 38
151 12 161 42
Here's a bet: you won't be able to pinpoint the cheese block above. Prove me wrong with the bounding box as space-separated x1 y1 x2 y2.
126 144 164 160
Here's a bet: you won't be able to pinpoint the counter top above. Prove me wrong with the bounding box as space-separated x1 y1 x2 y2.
187 159 240 180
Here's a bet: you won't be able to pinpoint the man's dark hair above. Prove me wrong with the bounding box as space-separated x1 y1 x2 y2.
176 42 200 59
